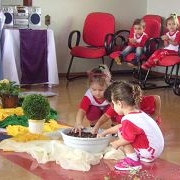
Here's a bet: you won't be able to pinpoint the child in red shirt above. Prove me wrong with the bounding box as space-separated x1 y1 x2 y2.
73 64 112 133
141 14 180 70
92 83 161 134
98 81 164 171
114 18 148 68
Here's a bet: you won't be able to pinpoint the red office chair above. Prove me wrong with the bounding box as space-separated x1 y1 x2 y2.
66 12 115 81
109 15 162 81
140 16 180 91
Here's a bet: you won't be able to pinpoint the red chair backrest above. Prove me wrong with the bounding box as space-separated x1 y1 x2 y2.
142 15 162 38
144 19 162 38
128 15 162 39
83 12 115 47
143 15 162 24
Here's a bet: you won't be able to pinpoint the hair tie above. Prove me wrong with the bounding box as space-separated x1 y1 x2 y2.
98 65 105 71
170 13 177 19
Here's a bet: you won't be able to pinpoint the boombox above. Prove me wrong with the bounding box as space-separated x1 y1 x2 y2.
1 6 41 29
1 6 14 28
28 7 41 29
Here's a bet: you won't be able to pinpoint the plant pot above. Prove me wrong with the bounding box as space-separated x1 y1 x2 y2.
28 119 45 134
1 95 19 108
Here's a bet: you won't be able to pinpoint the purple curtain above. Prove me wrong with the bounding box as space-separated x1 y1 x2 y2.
20 29 48 84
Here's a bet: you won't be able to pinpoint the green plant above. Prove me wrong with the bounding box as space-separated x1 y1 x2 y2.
0 79 20 97
22 94 50 120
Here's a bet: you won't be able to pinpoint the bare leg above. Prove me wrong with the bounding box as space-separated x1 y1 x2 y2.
114 56 122 65
123 143 136 154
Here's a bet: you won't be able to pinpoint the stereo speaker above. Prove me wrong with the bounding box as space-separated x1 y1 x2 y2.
2 6 14 28
28 7 41 29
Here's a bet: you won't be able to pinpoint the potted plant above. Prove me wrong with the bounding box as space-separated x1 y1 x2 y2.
0 79 21 108
22 94 50 134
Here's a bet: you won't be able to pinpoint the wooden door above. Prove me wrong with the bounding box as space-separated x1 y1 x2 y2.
23 0 32 6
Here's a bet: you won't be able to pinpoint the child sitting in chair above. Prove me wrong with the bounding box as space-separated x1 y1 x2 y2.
141 14 180 70
114 18 148 68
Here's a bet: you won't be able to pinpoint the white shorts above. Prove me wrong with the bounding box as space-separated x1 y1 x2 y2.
135 146 159 161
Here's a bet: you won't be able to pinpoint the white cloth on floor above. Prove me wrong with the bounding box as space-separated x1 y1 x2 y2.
103 146 124 160
0 139 124 171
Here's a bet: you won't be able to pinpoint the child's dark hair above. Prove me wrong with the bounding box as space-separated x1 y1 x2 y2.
133 18 145 28
110 81 142 106
166 13 179 27
87 64 111 87
104 81 119 102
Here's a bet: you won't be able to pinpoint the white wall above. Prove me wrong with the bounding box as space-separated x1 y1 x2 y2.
147 0 180 18
33 0 147 73
1 0 23 6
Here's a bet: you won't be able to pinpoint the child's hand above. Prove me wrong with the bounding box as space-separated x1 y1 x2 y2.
97 132 106 138
161 35 169 41
72 124 84 134
129 38 137 44
91 127 99 135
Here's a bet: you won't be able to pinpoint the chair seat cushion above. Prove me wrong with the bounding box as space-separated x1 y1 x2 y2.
71 46 106 58
109 51 120 59
125 53 146 62
158 56 180 66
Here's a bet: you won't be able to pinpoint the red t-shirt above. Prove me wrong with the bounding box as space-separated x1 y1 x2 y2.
128 32 148 47
105 107 123 123
121 119 149 149
105 95 161 124
80 96 108 112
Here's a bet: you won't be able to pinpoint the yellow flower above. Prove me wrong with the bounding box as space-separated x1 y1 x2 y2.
12 132 49 142
0 79 20 96
6 120 70 142
6 125 28 136
44 120 70 132
0 79 9 84
0 107 24 121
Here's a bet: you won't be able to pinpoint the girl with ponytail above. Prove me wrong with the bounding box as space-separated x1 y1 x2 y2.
98 81 164 171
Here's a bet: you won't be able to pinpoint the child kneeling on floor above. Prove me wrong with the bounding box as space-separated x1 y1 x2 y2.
98 81 164 171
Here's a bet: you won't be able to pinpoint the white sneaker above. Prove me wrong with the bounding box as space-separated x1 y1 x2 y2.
140 157 155 163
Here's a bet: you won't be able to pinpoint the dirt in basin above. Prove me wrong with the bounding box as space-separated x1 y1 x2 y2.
66 131 97 138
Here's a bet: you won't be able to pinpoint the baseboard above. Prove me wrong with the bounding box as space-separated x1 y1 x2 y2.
58 70 180 78
58 72 88 78
58 70 133 78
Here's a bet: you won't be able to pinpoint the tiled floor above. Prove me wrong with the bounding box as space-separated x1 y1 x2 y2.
0 75 180 179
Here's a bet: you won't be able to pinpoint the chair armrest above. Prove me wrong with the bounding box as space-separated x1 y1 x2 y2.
144 37 162 57
104 33 114 55
106 30 129 54
113 29 130 45
178 45 180 57
68 30 81 49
